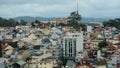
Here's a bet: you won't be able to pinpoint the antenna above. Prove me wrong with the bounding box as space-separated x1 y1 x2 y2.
77 0 79 14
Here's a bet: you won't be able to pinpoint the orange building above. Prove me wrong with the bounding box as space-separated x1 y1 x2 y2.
55 18 70 25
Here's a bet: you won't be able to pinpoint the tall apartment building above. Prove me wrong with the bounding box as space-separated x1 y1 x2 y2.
63 32 83 59
87 25 93 33
0 58 6 68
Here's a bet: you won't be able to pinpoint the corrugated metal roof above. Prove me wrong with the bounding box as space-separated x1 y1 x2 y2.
16 60 26 65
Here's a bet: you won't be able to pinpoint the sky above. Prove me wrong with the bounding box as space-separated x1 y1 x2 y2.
0 0 120 18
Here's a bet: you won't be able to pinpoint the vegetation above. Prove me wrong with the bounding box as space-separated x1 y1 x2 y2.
103 18 120 29
58 11 86 31
98 40 108 49
97 59 107 66
0 17 27 27
68 11 82 31
20 20 27 25
59 56 68 67
31 20 41 27
91 32 99 40
3 41 18 48
102 52 111 58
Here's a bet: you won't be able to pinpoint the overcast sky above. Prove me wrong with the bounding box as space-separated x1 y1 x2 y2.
0 0 120 18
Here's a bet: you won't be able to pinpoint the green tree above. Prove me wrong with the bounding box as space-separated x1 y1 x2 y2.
35 20 40 23
31 22 35 28
4 41 18 48
20 20 27 25
58 23 66 26
0 17 19 27
80 24 87 31
31 20 41 27
60 56 68 67
97 59 107 66
98 41 108 49
8 19 15 26
68 11 82 21
68 11 82 30
103 18 120 29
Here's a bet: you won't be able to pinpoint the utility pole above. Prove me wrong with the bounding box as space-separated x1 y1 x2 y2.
76 0 79 14
76 0 79 15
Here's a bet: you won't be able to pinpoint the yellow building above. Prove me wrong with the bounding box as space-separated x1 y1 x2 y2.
56 18 70 25
38 61 53 68
43 28 51 35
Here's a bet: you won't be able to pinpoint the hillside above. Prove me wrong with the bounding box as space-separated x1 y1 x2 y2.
13 16 55 22
13 16 111 23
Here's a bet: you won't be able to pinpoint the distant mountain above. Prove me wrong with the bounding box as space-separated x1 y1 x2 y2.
81 17 110 23
13 16 111 23
13 16 55 22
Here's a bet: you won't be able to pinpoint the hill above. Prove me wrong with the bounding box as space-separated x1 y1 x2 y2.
13 16 55 22
13 16 111 23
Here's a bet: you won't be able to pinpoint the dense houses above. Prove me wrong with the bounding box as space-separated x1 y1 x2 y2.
0 19 120 68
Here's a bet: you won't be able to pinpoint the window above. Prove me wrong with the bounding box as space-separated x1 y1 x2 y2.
74 39 76 55
40 63 42 65
44 63 46 65
65 39 67 56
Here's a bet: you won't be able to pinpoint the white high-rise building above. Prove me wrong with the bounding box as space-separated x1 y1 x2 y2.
87 25 93 33
63 32 83 59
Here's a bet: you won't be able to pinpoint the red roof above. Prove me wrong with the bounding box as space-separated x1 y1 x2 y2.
105 46 117 51
94 26 103 31
116 35 120 40
2 44 7 50
87 51 93 58
3 39 13 42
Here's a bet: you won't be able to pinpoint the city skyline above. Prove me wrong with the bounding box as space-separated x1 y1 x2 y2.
0 0 120 18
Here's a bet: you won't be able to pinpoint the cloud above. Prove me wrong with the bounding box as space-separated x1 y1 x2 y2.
0 0 120 18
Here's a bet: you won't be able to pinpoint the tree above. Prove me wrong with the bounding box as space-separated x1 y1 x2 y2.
97 59 107 66
31 22 35 28
35 20 40 24
68 11 82 30
80 24 87 31
0 17 19 27
20 20 27 25
4 41 18 48
103 18 120 29
58 23 66 26
60 56 68 67
31 20 41 27
98 41 108 49
68 11 82 21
